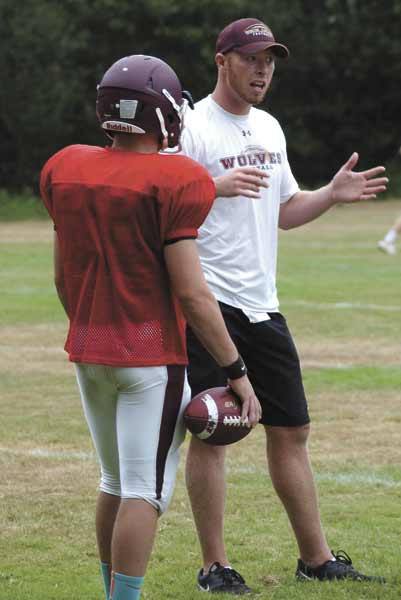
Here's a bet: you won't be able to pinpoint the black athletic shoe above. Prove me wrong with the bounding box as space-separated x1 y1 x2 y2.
295 550 385 583
197 562 252 594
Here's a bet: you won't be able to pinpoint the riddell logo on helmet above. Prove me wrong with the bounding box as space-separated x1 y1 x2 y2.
244 24 272 37
102 121 138 134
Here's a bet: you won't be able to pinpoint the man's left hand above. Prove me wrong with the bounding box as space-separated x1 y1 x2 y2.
331 152 388 203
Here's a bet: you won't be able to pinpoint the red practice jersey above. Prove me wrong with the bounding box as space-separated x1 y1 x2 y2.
40 144 215 367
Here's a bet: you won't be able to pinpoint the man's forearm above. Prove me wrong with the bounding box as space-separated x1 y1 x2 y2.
279 184 334 230
180 292 238 368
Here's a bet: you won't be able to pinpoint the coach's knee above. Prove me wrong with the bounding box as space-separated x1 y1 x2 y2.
187 434 226 466
266 423 311 448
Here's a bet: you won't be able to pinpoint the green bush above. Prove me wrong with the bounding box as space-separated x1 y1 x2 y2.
0 189 49 221
1 0 401 190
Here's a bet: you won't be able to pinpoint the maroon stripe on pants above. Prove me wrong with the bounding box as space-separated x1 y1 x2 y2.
156 365 185 500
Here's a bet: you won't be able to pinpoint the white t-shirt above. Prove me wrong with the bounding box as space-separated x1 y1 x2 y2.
181 95 299 317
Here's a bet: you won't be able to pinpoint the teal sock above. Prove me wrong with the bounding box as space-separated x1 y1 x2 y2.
100 562 111 600
111 572 144 600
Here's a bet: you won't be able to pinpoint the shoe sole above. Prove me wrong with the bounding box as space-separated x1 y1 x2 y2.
197 583 252 594
296 571 314 582
296 572 384 583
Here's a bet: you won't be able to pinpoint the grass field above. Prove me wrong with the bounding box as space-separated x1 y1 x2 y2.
1 200 401 599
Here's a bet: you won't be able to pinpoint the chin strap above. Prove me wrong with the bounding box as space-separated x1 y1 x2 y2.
182 89 194 109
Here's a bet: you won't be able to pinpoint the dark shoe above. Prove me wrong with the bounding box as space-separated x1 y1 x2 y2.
295 550 385 583
197 562 252 594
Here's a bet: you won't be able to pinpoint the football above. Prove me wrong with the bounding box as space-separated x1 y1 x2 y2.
184 386 252 446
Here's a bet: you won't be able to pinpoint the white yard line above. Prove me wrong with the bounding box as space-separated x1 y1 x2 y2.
0 446 95 461
283 300 401 312
315 472 401 488
227 464 401 488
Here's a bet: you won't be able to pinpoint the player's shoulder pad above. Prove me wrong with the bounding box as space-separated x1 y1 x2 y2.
44 144 100 167
156 153 214 201
159 152 210 178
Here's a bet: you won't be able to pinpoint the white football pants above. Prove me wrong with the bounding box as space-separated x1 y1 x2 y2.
75 363 190 513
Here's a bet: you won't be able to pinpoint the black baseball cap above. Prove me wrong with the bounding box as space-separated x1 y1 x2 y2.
216 18 289 58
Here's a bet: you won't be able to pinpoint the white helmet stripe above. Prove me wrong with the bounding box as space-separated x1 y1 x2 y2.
162 88 181 113
155 107 168 141
197 394 219 440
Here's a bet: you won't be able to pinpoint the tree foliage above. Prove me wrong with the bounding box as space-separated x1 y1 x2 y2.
1 0 400 190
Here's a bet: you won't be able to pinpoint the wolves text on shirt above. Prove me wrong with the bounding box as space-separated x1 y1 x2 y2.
220 150 282 170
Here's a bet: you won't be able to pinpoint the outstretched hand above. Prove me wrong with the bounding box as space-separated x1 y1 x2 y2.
331 152 388 203
215 167 269 199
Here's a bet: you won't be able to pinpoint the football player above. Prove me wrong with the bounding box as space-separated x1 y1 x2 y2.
40 54 260 600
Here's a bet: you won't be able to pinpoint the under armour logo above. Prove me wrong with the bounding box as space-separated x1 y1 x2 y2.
242 130 252 137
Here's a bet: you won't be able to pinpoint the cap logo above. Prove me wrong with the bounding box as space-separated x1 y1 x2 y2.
244 23 272 37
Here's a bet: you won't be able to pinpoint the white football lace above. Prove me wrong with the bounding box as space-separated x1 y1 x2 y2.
223 416 243 427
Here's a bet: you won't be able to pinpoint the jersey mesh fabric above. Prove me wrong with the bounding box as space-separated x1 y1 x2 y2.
40 145 215 366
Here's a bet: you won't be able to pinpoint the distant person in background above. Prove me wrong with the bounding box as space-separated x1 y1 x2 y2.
181 17 388 594
377 213 401 255
40 54 260 600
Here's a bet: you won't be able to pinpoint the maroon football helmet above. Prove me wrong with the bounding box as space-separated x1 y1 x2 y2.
96 55 191 148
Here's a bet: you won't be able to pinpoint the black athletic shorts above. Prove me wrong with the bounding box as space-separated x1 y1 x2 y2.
186 302 310 427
